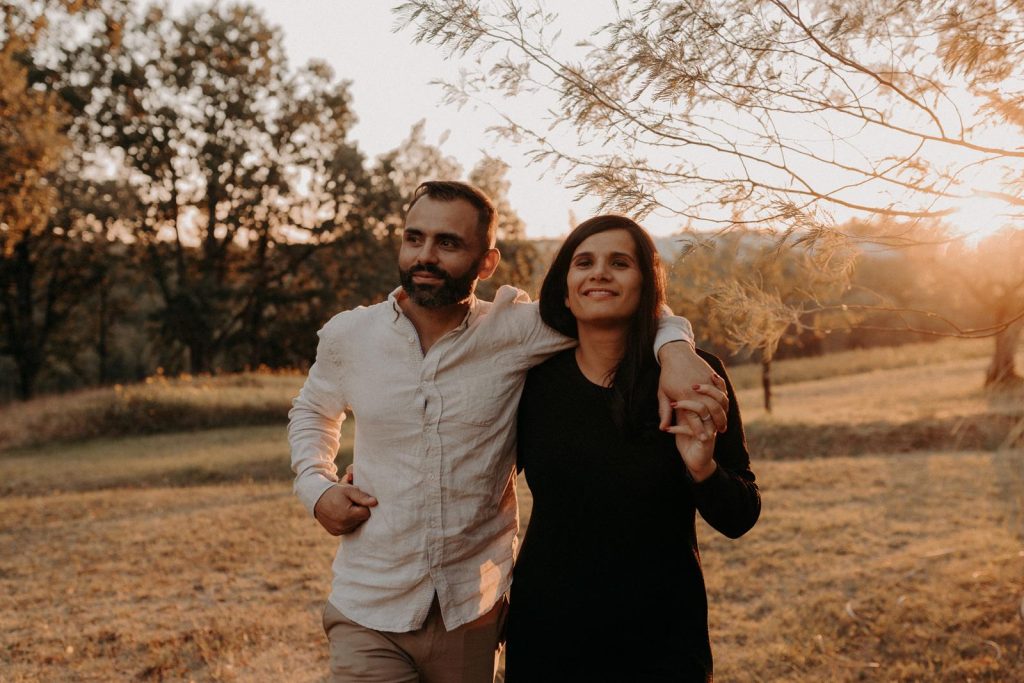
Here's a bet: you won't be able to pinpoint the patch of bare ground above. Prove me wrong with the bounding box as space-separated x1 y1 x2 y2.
701 450 1024 682
0 483 334 682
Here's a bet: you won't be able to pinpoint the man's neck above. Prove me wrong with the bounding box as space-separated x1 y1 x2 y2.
575 323 628 387
398 293 472 354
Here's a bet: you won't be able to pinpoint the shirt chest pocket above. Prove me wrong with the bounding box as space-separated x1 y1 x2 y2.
441 372 511 426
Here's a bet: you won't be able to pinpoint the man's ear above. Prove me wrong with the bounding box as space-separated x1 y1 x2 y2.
477 248 501 280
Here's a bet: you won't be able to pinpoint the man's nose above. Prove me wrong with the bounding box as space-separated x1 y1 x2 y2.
417 241 440 264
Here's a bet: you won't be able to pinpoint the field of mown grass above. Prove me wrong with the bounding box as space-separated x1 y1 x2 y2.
1 338 1022 681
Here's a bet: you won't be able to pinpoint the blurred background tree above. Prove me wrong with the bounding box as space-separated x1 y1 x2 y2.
468 154 539 299
0 0 126 399
0 0 540 400
668 228 855 411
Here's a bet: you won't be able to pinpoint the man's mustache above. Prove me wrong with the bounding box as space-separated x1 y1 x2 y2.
409 264 449 279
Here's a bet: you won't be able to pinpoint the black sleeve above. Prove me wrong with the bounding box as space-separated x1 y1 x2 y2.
690 350 761 539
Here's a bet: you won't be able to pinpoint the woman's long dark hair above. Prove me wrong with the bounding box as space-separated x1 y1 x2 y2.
539 215 667 433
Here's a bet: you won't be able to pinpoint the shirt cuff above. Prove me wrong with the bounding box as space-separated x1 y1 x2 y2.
296 474 338 517
653 313 695 357
689 462 727 494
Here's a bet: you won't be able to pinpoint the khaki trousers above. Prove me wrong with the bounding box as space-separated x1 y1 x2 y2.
323 596 507 683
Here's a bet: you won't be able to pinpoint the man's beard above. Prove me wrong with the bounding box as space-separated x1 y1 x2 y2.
399 260 480 308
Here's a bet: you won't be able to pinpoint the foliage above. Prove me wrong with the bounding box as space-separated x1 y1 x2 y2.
469 154 538 297
668 226 855 408
401 0 1024 224
399 0 1024 382
0 0 125 399
0 1 536 399
85 3 374 373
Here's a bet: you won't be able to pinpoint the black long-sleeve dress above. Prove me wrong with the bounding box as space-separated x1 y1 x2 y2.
505 348 760 682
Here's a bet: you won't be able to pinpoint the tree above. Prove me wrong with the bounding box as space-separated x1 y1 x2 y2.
468 155 538 297
940 229 1024 386
400 0 1024 381
0 0 124 399
0 30 66 398
91 2 370 373
668 228 854 411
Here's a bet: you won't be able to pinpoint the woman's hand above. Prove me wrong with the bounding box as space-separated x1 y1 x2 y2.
663 403 720 483
656 344 729 435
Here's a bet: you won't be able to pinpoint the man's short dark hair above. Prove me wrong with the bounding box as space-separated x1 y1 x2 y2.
407 180 498 249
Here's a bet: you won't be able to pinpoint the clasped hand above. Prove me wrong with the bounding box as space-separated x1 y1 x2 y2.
661 375 728 483
313 464 377 535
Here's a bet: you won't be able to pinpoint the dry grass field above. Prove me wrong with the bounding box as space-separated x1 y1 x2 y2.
1 340 1022 681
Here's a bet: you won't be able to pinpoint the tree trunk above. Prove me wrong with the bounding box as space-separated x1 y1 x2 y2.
10 237 40 400
188 340 210 375
985 318 1024 388
97 280 109 385
761 355 773 413
16 354 40 401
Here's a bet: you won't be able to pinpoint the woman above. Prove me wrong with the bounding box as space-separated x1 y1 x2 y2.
505 216 761 682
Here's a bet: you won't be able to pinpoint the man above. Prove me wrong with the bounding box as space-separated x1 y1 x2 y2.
288 181 726 682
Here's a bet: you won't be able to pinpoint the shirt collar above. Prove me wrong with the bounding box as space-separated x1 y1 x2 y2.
388 286 480 330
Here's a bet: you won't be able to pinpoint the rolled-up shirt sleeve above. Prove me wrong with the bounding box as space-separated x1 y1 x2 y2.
653 305 695 354
288 315 351 516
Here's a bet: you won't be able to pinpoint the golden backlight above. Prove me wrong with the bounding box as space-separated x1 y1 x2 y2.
949 193 1017 246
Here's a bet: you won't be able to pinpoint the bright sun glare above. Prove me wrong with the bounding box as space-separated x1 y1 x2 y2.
948 193 1016 245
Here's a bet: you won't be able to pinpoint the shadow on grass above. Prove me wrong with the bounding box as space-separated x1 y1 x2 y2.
159 458 296 487
748 413 1024 459
0 425 353 496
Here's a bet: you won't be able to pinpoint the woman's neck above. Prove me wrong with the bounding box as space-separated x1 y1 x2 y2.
575 323 628 387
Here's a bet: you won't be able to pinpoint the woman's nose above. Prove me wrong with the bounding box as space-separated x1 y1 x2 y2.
590 261 611 279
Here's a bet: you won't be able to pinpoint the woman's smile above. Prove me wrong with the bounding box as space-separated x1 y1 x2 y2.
565 228 643 325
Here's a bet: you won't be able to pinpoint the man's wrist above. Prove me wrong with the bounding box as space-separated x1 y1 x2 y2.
657 339 697 364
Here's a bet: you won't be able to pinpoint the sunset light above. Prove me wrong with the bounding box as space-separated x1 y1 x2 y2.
950 192 1017 245
2 1 1023 680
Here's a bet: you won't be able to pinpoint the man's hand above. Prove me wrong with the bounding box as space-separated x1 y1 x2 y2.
657 341 728 438
313 467 377 536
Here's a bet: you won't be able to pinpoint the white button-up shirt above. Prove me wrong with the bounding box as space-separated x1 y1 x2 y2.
288 285 693 632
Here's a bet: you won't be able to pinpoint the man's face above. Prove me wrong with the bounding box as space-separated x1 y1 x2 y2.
399 196 495 308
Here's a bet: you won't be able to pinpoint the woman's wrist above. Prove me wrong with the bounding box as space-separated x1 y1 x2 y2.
687 459 718 483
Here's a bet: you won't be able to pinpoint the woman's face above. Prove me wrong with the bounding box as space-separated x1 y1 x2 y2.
565 228 643 328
